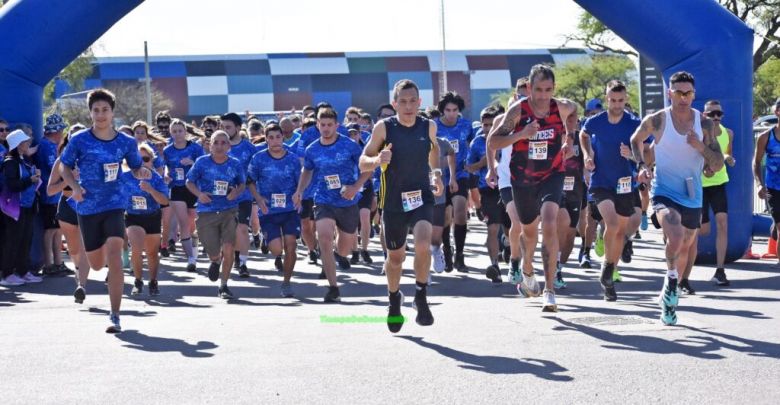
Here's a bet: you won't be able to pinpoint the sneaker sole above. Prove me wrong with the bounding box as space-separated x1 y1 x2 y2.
711 277 730 286
542 303 558 312
105 325 122 334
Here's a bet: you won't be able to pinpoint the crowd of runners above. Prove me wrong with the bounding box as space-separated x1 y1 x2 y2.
3 63 776 334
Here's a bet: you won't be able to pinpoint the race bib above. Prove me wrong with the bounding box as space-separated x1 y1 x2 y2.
175 168 185 181
271 193 286 208
131 196 147 211
617 176 632 194
325 174 341 190
529 141 548 160
401 190 423 212
103 163 119 182
573 145 580 157
214 180 229 196
563 176 575 191
449 139 459 154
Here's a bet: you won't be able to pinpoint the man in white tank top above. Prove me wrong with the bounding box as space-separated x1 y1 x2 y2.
629 71 725 326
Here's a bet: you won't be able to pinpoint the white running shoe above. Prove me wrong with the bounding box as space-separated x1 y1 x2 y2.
542 289 558 312
0 274 25 286
519 271 542 297
22 272 43 283
431 246 445 274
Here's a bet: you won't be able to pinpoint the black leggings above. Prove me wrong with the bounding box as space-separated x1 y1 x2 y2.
2 206 35 277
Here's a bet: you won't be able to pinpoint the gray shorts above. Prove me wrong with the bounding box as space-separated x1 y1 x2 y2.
196 208 238 257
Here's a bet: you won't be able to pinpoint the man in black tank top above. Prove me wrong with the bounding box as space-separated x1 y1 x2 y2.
360 79 444 333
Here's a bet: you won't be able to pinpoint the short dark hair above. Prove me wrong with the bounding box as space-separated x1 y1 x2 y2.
670 71 695 86
480 106 499 121
606 80 627 93
392 79 420 101
264 123 282 136
424 106 441 119
302 117 317 130
201 115 220 128
359 112 372 123
315 102 333 117
302 105 314 113
515 76 529 92
87 88 116 110
155 110 171 124
437 91 465 113
376 103 396 118
317 108 338 121
705 99 721 107
220 112 242 127
492 103 506 115
529 64 555 85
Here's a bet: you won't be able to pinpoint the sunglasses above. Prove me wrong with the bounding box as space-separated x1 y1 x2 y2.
671 90 695 99
705 110 724 118
0 128 9 133
142 156 152 163
158 125 170 131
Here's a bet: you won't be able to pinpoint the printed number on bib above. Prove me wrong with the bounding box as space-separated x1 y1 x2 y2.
529 141 548 160
271 193 286 208
563 176 575 191
175 168 185 181
103 163 119 182
325 174 341 190
214 180 229 196
401 190 423 212
131 196 147 211
449 139 459 154
617 176 632 194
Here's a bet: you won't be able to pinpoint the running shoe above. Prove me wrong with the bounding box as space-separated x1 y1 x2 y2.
579 251 593 269
2 274 26 286
73 286 86 304
485 264 502 284
361 249 373 265
350 250 360 265
260 239 269 255
280 282 294 298
554 262 567 289
131 279 143 296
233 252 241 269
168 239 177 253
308 250 319 265
443 245 453 273
679 279 696 295
207 262 220 282
640 213 648 231
186 263 197 273
518 271 541 297
600 263 618 301
22 272 43 283
56 263 75 275
595 234 605 257
509 268 523 285
252 233 261 249
612 266 622 282
219 285 234 299
149 280 160 296
106 313 122 334
634 230 642 240
334 253 351 270
542 289 558 312
274 256 283 272
324 286 341 303
388 291 405 333
659 299 677 325
238 264 249 278
711 268 730 286
431 246 445 274
159 246 170 258
659 278 679 308
454 253 467 272
412 289 434 326
621 240 633 264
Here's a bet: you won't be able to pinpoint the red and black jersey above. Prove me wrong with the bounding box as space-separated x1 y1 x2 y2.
510 98 566 187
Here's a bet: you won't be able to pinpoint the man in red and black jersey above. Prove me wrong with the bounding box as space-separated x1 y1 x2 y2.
487 64 577 312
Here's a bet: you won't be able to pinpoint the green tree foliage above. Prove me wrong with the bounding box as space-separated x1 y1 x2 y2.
554 55 639 112
43 48 96 105
754 57 780 114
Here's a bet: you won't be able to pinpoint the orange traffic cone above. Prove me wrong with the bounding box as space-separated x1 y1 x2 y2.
762 234 778 259
743 243 760 260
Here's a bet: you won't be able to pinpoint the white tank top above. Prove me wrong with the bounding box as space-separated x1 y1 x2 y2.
498 145 512 190
651 108 705 208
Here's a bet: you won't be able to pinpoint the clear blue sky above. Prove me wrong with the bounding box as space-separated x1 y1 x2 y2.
93 0 592 57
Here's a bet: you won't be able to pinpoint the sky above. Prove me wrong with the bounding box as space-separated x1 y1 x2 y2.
92 0 591 57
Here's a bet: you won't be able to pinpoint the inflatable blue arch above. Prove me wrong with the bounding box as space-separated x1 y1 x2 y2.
0 0 758 263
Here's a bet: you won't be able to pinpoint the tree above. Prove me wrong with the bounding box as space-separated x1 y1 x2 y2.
567 1 780 72
555 55 639 111
43 48 96 105
754 57 780 114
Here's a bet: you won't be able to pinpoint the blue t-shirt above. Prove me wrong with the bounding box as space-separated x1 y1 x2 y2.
435 117 474 180
467 134 489 189
248 149 301 216
228 138 256 203
283 132 301 148
145 141 166 171
121 170 169 215
303 135 362 207
34 137 60 205
582 111 641 191
163 141 204 188
186 155 246 213
60 129 143 215
297 125 348 199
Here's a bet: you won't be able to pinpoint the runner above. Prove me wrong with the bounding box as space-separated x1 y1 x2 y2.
753 97 780 266
293 108 372 302
556 106 584 289
248 123 302 297
347 123 374 265
430 133 457 275
580 80 641 301
122 144 169 297
186 130 246 299
59 88 152 333
487 64 576 312
630 71 724 325
360 79 444 332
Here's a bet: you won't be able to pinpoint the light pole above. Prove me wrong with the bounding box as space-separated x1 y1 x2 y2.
439 0 447 98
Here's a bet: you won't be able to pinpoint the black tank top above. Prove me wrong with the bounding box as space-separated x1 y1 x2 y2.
379 116 434 211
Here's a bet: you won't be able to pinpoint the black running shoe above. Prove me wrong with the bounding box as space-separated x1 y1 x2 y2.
476 208 485 222
679 279 696 295
621 240 633 264
252 234 261 249
74 286 86 304
387 291 405 333
443 245 453 273
186 263 197 273
334 253 351 270
149 280 160 296
131 279 143 296
579 251 592 269
350 250 360 265
634 231 642 240
207 262 220 282
238 264 249 278
600 263 617 301
168 239 177 253
274 256 283 272
454 253 467 272
711 268 730 286
361 249 373 264
233 252 241 269
218 285 234 299
260 241 269 255
308 250 319 265
324 286 341 303
318 270 327 279
413 289 434 326
160 247 170 258
486 264 502 283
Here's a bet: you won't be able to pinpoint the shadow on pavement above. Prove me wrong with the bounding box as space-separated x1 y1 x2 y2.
115 330 218 358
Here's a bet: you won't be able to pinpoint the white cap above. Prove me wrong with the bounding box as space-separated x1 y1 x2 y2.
6 129 31 151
